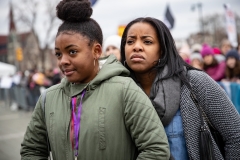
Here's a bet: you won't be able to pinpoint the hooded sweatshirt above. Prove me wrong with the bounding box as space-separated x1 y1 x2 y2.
20 55 170 160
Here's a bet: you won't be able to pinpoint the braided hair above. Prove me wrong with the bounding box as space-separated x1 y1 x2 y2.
56 0 103 46
120 17 196 89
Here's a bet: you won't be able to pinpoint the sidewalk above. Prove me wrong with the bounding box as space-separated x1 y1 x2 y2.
0 101 32 160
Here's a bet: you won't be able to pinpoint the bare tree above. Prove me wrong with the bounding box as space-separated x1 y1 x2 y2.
187 12 240 47
14 0 60 71
202 13 227 46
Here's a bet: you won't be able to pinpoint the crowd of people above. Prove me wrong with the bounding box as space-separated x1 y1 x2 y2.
1 0 238 160
101 33 240 84
177 39 240 83
2 38 239 112
0 67 62 111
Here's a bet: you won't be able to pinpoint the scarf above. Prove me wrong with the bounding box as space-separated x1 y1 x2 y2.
149 65 181 127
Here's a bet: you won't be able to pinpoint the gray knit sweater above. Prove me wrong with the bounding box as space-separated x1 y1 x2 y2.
180 70 240 160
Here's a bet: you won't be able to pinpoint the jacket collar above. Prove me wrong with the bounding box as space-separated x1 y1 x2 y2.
60 55 130 97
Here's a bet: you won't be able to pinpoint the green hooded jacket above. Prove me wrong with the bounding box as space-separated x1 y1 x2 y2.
20 55 170 160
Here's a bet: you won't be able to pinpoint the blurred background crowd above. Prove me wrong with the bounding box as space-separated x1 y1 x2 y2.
0 67 62 111
0 0 240 112
177 39 240 83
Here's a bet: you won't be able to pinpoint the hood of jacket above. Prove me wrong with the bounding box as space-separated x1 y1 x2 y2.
59 54 130 97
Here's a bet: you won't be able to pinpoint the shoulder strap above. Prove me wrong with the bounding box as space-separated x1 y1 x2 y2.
187 70 217 131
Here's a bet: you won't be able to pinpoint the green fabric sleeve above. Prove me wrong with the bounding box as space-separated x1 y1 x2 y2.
20 95 49 160
123 79 170 160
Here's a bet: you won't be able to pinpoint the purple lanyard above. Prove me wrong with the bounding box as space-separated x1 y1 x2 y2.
71 90 86 157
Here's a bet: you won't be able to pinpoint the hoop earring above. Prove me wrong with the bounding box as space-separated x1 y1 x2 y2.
158 59 161 65
94 59 96 67
124 60 126 67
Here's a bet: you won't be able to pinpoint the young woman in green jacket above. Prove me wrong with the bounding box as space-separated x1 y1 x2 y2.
20 0 170 160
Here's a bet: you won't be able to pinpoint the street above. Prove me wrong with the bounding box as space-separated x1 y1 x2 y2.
0 101 32 160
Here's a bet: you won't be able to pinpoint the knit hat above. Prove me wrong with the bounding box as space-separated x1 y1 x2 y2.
200 44 214 57
191 43 202 53
103 35 121 53
213 47 221 55
179 43 191 57
226 49 239 60
190 52 203 62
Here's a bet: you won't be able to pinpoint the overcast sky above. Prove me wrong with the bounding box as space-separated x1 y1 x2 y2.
0 0 239 47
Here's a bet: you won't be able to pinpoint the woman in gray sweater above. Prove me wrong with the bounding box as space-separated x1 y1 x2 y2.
120 17 240 160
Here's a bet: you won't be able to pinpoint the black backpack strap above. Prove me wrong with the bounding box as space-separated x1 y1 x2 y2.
41 90 53 160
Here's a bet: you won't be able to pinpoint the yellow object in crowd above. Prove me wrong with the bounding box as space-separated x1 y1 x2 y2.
15 47 23 61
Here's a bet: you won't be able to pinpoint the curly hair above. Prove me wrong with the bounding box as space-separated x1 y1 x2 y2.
56 0 103 46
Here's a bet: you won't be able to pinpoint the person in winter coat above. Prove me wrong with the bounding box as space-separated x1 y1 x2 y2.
102 35 122 61
20 1 170 160
222 49 240 83
189 53 204 70
220 39 232 56
201 44 226 81
120 17 240 160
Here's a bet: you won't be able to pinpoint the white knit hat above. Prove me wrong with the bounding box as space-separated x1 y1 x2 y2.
191 43 202 53
190 53 203 62
103 35 121 53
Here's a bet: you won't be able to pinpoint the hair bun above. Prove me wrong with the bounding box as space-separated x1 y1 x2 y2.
56 0 92 22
